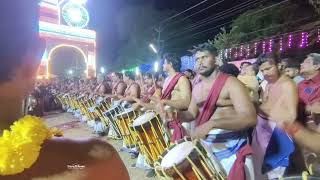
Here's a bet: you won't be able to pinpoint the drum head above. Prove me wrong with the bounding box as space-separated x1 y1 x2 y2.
161 141 194 169
132 112 156 127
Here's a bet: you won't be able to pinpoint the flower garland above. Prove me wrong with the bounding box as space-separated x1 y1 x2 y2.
0 115 62 175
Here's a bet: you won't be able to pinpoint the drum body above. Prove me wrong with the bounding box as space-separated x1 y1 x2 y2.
102 105 123 139
154 138 226 180
116 109 138 148
131 112 169 165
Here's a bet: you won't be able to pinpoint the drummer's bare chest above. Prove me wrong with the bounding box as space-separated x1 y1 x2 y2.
193 82 229 107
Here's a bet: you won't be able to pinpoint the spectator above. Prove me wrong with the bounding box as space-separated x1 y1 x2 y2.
219 63 240 77
240 61 252 75
238 64 260 103
284 58 304 84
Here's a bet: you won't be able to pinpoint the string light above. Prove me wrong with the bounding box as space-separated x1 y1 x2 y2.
317 28 320 43
234 48 238 59
254 42 258 55
280 37 283 52
262 41 266 54
224 49 228 59
305 32 309 47
300 32 306 48
246 44 250 58
240 45 244 57
268 39 273 52
288 34 293 48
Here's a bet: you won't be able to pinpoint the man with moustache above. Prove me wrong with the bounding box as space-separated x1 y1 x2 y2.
252 53 302 179
177 43 256 180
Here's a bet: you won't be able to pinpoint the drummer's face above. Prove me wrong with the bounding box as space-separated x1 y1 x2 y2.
111 74 119 82
144 76 152 85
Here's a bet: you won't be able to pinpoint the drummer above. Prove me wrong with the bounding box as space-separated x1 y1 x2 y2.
176 43 256 179
104 72 127 101
93 75 109 96
118 71 141 104
252 53 303 179
132 73 161 108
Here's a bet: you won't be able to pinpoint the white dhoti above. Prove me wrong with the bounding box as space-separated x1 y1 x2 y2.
201 129 255 180
93 121 108 133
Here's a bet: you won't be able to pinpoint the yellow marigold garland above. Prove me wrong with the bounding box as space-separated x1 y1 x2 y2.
0 115 62 176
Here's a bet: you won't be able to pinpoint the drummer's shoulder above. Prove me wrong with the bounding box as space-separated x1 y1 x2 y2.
177 76 191 87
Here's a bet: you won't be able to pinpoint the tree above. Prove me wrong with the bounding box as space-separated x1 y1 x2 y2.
213 2 317 51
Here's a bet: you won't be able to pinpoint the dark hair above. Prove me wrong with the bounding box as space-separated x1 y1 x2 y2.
219 63 240 77
240 62 252 68
256 53 280 66
285 58 301 69
184 69 194 74
143 73 153 79
191 42 218 57
114 72 123 79
184 69 195 77
0 0 39 83
124 71 135 80
308 53 320 65
249 64 259 75
163 53 181 72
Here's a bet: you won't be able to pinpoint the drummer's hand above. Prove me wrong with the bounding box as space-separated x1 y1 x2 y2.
132 103 141 111
155 101 165 119
149 96 159 103
132 97 141 104
309 102 320 114
191 126 208 139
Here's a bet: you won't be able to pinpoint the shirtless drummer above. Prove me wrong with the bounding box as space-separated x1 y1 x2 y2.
176 43 256 179
252 53 302 179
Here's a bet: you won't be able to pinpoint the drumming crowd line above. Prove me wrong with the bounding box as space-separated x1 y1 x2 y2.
28 45 320 179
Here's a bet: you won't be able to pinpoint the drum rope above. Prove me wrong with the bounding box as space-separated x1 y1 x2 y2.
172 164 187 180
186 156 207 179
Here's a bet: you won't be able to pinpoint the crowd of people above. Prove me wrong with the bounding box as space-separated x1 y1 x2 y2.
44 45 320 179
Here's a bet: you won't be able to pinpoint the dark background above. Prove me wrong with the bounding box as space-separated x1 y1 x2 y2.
85 0 285 70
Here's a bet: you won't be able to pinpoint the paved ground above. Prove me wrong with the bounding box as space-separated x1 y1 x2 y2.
43 112 157 180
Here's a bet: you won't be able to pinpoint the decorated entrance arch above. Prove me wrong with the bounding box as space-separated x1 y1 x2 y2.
38 0 96 79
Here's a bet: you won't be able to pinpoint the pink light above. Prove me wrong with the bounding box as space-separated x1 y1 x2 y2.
288 34 292 48
280 37 283 52
300 32 305 48
234 48 238 59
305 32 309 47
240 45 244 57
299 32 308 48
246 44 250 58
262 41 266 54
268 39 273 52
317 29 320 43
254 42 257 55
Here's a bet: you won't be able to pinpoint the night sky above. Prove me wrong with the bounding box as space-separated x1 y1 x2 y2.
85 0 283 69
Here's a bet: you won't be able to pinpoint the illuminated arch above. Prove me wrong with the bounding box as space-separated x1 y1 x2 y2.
47 44 88 78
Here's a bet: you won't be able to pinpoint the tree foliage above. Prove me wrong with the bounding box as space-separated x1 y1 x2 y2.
214 2 316 51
